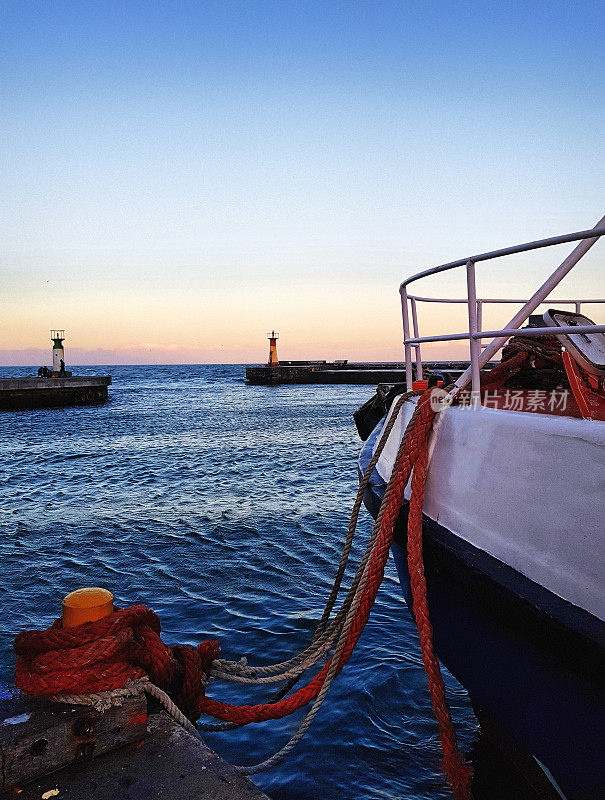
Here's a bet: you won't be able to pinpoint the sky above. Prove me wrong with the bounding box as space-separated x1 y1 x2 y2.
1 1 604 366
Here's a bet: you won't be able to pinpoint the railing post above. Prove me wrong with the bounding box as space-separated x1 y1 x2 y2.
575 302 582 314
453 214 605 395
411 298 423 381
466 259 481 403
400 286 414 388
477 300 486 350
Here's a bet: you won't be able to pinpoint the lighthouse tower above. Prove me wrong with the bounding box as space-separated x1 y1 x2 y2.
51 330 65 374
267 330 279 366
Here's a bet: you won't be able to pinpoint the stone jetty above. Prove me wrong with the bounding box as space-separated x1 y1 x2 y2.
0 376 111 410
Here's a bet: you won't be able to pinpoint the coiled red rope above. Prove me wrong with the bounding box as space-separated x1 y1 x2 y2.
14 605 219 722
14 388 472 799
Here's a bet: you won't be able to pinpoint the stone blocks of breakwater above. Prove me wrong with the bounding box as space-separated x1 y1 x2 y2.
0 376 111 410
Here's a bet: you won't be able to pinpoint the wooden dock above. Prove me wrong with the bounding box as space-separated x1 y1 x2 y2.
0 689 268 799
0 376 111 410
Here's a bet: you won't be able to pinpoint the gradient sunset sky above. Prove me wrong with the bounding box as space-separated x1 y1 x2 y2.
2 1 604 366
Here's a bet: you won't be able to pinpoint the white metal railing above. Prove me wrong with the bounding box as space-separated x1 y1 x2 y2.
400 214 605 397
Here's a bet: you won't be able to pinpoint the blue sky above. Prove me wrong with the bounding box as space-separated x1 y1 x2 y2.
1 1 604 364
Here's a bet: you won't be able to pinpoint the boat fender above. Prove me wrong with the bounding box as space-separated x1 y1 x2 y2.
353 382 406 440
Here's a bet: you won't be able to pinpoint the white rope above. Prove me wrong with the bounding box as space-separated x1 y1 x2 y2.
46 390 416 775
143 682 199 736
210 391 416 685
50 678 151 712
234 396 420 773
209 392 418 772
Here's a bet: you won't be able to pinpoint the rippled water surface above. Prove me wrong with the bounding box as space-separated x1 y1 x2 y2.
0 365 479 799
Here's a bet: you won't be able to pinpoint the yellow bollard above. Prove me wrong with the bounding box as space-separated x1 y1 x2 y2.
62 587 114 628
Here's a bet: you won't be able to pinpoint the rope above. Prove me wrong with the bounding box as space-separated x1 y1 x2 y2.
481 333 565 391
239 394 426 768
144 681 199 735
50 678 151 712
14 605 219 722
210 389 422 686
194 394 430 726
225 392 434 771
51 677 201 737
13 387 472 798
406 405 473 800
501 334 563 367
198 390 423 739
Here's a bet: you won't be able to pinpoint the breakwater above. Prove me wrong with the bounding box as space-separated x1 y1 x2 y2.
0 376 111 410
246 360 472 385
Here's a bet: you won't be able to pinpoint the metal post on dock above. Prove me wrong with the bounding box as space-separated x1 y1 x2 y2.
2 587 270 799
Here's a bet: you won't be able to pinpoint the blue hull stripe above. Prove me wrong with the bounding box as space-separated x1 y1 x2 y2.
362 477 605 799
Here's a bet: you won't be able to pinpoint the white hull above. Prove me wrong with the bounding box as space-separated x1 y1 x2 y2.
372 399 605 621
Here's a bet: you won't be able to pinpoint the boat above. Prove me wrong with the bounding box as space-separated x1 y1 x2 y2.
357 216 605 799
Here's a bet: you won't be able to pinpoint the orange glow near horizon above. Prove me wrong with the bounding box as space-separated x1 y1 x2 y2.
1 280 476 365
3 237 603 367
2 2 603 369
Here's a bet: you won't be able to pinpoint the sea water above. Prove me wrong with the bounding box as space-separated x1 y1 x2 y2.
0 364 481 799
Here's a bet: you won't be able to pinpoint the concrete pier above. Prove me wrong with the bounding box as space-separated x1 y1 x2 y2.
0 691 268 800
8 711 268 800
246 360 473 385
0 376 111 410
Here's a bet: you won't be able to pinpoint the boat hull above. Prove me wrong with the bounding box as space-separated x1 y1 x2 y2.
363 482 605 799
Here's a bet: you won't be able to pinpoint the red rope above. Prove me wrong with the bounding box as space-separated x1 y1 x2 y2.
191 389 440 724
14 388 471 797
14 605 219 722
406 398 473 800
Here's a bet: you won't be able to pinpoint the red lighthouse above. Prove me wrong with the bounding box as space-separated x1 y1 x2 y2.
267 330 279 366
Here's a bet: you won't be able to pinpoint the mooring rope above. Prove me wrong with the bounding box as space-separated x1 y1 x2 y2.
209 389 421 686
13 387 472 798
196 389 423 737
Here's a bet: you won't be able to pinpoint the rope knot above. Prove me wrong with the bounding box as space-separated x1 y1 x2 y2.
169 641 220 720
14 605 219 723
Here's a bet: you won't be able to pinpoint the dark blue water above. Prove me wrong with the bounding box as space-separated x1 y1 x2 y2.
0 365 478 799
